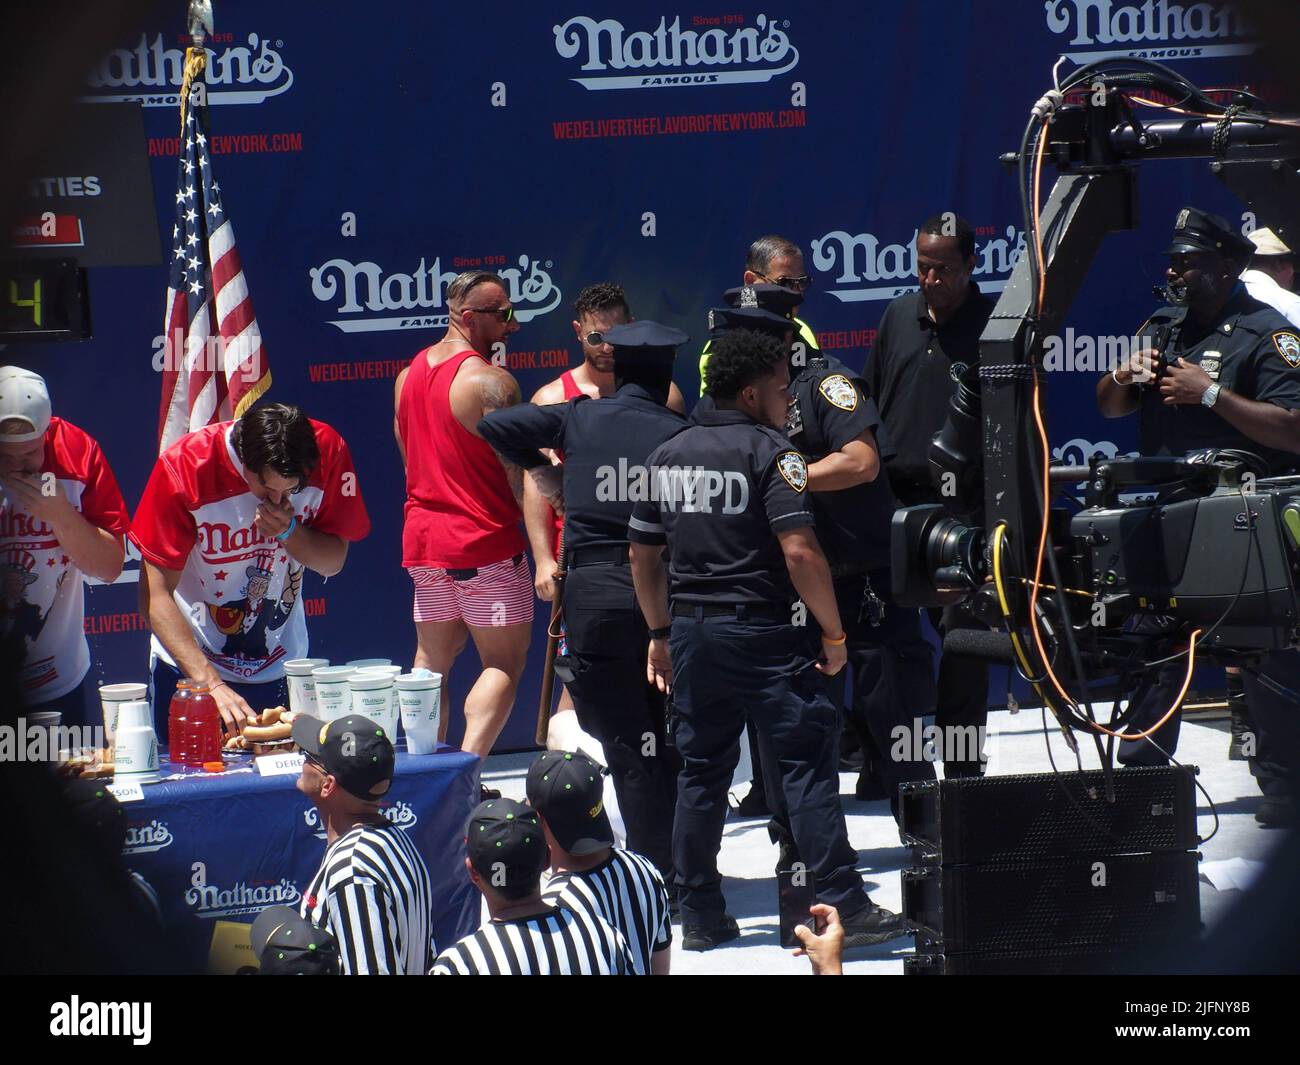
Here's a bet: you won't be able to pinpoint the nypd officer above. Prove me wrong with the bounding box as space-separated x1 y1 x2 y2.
629 327 907 950
478 321 689 875
1097 208 1300 823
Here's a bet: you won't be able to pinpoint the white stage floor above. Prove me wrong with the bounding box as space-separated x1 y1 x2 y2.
481 707 1284 975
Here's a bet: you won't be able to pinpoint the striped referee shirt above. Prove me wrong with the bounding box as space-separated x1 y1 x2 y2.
542 847 671 976
430 904 633 975
300 821 434 975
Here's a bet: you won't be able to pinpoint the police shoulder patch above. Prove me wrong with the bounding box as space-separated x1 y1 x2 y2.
776 450 808 492
1272 331 1300 368
818 373 858 411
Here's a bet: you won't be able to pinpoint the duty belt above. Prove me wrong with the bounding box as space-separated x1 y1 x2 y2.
671 601 789 620
568 544 630 568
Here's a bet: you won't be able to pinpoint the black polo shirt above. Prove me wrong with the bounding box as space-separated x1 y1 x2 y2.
1136 287 1300 474
866 283 993 504
628 408 813 606
478 383 688 551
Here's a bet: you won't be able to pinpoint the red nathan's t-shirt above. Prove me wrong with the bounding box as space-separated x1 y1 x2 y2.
0 418 130 700
399 348 526 569
129 420 370 684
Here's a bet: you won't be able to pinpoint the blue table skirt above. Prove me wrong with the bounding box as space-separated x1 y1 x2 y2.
121 745 481 972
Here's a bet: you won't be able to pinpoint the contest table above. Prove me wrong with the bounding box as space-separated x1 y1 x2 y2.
119 744 481 972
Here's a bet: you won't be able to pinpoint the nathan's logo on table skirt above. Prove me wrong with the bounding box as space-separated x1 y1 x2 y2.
81 33 294 106
810 225 1024 304
1044 1 1255 63
184 861 300 919
310 254 562 334
123 818 174 855
302 800 417 839
554 14 799 90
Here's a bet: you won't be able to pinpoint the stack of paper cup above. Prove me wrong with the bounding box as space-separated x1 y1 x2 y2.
284 658 329 715
98 682 148 746
312 666 355 723
397 672 442 755
113 700 159 783
356 665 402 740
349 670 398 741
345 658 392 670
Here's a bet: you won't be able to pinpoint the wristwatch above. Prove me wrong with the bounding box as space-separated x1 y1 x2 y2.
1201 382 1222 408
648 626 671 640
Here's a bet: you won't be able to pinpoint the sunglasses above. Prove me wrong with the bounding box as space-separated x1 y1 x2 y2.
302 751 329 775
757 272 812 292
583 331 612 347
467 305 515 323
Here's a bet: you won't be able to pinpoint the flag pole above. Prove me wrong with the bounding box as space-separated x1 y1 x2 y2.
180 2 213 135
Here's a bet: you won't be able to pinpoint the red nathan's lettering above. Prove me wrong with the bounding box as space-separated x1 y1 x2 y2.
507 351 539 369
84 611 151 635
816 329 877 351
307 359 407 384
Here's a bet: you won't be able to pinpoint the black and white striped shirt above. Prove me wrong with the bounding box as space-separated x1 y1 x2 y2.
430 904 633 975
300 821 433 975
542 847 671 975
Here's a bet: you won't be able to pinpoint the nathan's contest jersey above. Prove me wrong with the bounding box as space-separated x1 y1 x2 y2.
0 418 130 700
129 421 370 683
628 408 812 606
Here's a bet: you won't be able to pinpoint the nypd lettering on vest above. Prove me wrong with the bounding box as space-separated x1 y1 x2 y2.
818 374 858 411
653 466 750 514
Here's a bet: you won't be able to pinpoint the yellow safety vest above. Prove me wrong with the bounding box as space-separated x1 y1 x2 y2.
698 316 820 395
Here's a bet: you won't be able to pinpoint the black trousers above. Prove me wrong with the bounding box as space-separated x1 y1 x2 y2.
926 603 991 776
670 611 866 924
1242 649 1300 800
561 564 679 879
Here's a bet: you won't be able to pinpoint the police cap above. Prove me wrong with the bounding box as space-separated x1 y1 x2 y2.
723 283 803 318
707 304 796 340
603 320 689 367
1165 207 1254 259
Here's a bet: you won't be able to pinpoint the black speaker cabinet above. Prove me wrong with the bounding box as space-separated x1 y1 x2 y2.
904 944 1131 975
899 766 1197 864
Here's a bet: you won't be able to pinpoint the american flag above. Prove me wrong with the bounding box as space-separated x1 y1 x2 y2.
158 101 270 452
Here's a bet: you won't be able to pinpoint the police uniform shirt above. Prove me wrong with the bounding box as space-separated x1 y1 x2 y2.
867 283 993 501
628 408 813 606
786 355 898 569
1136 287 1300 473
478 384 688 552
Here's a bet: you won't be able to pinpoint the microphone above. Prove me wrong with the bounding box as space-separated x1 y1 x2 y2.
942 628 1017 664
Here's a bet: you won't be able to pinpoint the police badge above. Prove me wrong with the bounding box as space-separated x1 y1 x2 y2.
738 286 759 308
1273 331 1300 368
818 374 858 411
776 451 808 491
1199 352 1221 379
1176 208 1190 230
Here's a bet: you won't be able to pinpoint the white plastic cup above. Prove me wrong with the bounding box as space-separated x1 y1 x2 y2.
99 682 148 744
397 672 441 755
113 700 159 782
357 666 402 740
349 671 398 741
312 666 355 723
345 658 392 670
284 658 329 716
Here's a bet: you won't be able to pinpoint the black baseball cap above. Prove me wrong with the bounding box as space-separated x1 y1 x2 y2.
603 320 689 368
1165 207 1254 259
724 282 803 317
291 713 395 801
526 750 614 856
465 797 549 893
707 304 798 340
250 905 340 975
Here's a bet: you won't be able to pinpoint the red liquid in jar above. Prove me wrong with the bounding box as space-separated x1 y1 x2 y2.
188 684 222 765
168 681 194 766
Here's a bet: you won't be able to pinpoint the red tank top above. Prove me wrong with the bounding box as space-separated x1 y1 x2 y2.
551 371 585 552
399 348 527 568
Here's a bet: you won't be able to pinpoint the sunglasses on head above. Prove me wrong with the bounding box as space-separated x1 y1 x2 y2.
467 305 515 323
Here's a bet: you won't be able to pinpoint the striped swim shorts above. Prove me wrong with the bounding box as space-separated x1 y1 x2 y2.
408 553 535 627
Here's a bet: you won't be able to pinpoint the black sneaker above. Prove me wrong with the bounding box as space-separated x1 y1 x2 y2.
682 913 740 951
774 842 804 877
480 783 502 801
1255 796 1298 828
854 770 889 801
839 901 909 948
734 784 770 818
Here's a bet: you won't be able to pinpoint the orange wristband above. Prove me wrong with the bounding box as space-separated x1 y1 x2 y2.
821 632 847 646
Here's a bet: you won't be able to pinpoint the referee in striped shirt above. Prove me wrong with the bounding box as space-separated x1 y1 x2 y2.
293 714 434 975
431 798 633 975
528 750 672 975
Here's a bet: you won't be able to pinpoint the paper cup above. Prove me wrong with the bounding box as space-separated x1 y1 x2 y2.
345 658 392 670
284 658 329 715
99 682 148 744
113 701 159 782
312 666 355 722
397 672 441 755
349 671 398 740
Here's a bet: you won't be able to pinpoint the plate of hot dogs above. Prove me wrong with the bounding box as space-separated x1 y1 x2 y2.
223 706 300 756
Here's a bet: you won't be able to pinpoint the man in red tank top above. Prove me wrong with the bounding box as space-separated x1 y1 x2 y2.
524 284 685 749
394 270 536 768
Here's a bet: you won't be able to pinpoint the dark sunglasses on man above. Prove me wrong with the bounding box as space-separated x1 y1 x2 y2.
468 305 515 323
756 272 812 292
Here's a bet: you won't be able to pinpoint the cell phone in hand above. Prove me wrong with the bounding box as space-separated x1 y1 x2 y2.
777 866 818 949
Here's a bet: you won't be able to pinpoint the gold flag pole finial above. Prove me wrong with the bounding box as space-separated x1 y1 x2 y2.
180 1 214 135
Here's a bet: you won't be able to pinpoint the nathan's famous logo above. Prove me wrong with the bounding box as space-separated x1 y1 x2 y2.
310 254 562 334
1044 1 1255 63
184 861 300 919
810 225 1024 304
123 818 174 855
81 33 293 106
554 14 799 90
302 800 417 839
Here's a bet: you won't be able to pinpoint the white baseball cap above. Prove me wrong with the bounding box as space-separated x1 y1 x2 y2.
1248 227 1293 257
0 367 52 443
